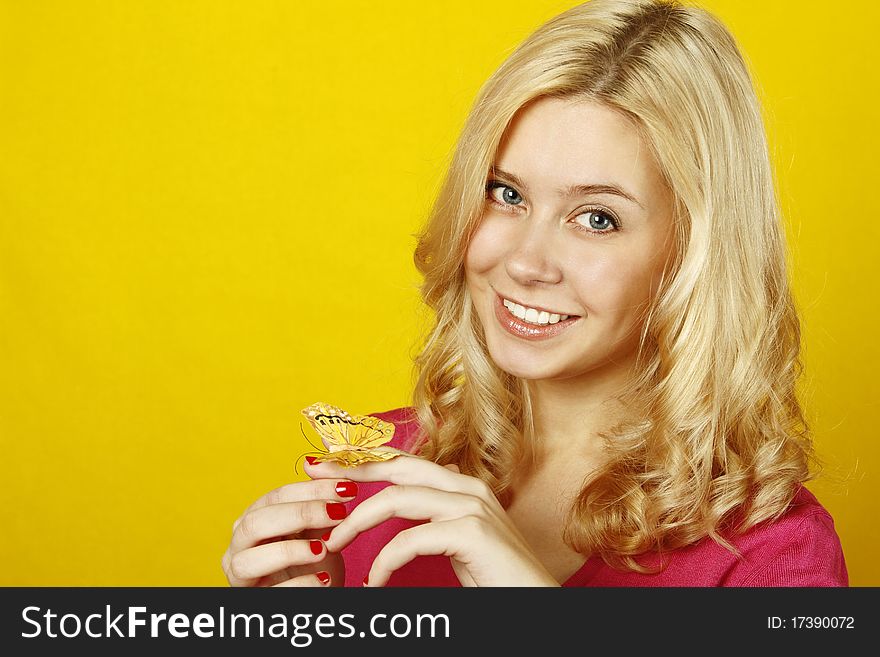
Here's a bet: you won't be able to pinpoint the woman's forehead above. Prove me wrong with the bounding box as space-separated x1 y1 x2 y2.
494 98 664 208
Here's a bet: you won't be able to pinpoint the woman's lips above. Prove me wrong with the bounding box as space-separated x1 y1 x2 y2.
493 293 580 341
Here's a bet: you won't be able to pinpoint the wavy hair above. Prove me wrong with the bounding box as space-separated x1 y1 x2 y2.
408 0 823 573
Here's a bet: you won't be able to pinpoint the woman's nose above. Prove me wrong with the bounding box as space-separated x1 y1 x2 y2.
504 219 563 286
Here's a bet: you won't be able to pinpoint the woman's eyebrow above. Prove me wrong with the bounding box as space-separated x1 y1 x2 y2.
490 166 644 210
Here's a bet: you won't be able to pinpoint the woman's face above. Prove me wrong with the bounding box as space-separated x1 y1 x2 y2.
464 96 675 382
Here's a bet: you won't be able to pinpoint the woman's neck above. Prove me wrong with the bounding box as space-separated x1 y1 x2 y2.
525 358 635 465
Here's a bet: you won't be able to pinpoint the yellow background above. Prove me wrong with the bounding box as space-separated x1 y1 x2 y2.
1 1 876 585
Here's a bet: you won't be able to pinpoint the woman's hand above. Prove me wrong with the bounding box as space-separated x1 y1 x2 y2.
221 478 358 587
304 455 560 587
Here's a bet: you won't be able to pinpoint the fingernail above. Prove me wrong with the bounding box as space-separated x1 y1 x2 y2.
316 571 331 585
326 502 347 520
305 456 318 465
321 530 332 542
363 575 369 586
335 481 358 498
309 539 323 555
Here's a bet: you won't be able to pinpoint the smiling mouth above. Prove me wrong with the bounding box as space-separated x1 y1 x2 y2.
502 299 572 325
495 291 580 324
493 293 581 341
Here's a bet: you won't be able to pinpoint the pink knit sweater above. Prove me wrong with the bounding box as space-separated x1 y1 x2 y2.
340 407 849 587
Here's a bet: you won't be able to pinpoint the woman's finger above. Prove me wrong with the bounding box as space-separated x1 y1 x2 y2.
271 571 333 587
229 499 349 554
229 537 327 583
305 454 487 499
233 478 358 533
363 519 473 587
323 485 486 553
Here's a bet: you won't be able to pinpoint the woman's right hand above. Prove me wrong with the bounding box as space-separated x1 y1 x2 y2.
221 477 357 587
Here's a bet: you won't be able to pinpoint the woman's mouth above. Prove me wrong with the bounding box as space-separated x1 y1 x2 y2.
493 293 581 341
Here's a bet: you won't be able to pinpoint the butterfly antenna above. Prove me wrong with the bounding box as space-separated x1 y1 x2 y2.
293 449 325 476
300 422 325 452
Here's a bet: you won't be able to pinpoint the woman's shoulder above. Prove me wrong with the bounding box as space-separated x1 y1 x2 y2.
367 406 422 453
585 484 849 587
718 484 849 586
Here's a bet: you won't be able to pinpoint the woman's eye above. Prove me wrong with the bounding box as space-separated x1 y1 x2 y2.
487 182 522 206
486 180 620 235
575 210 618 232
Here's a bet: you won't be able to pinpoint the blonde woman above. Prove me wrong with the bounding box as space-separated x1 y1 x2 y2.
222 0 848 587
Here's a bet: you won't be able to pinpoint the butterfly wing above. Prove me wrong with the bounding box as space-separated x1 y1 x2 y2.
300 402 397 467
345 413 395 449
309 447 399 468
301 402 355 450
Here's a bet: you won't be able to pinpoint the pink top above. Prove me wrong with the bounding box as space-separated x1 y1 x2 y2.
341 407 849 587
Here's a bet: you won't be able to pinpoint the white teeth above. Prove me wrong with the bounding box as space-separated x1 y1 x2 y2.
502 298 572 326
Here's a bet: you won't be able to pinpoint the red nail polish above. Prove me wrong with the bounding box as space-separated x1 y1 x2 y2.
326 502 347 520
305 456 318 465
335 481 358 498
363 575 369 586
309 539 323 555
316 571 331 585
321 530 332 542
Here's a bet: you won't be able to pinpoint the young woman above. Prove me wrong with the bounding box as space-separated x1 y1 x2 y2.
222 0 848 587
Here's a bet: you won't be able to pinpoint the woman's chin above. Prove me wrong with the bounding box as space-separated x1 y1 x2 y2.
489 351 563 381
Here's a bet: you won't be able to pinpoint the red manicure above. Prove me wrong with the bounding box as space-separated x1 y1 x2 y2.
335 481 358 498
321 530 332 542
363 575 369 586
316 571 331 585
326 502 347 520
305 456 318 465
309 539 323 555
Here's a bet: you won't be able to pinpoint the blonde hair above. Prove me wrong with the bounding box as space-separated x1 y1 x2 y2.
409 0 822 573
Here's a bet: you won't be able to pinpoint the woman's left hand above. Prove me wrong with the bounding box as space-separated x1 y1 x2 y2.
303 454 560 587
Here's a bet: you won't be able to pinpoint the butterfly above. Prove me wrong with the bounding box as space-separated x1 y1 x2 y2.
297 402 400 468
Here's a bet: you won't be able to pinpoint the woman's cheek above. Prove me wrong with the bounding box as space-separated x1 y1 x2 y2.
570 256 621 308
597 261 658 322
465 217 508 273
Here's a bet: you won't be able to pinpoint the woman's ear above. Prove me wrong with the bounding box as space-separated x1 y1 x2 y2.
444 463 461 473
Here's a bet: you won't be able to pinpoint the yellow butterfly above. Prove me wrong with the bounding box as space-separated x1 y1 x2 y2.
298 402 400 468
